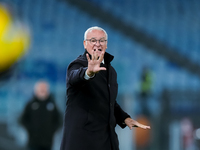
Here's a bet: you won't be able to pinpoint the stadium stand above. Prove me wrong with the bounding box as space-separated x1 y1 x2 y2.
0 0 200 149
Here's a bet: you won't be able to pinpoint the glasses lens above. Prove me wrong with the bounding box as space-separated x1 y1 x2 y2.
100 39 106 45
90 39 97 45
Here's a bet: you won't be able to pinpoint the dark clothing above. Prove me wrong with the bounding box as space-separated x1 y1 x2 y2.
21 95 61 149
60 51 130 150
29 146 51 150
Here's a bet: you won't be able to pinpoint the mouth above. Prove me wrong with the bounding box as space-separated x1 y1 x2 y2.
94 49 102 52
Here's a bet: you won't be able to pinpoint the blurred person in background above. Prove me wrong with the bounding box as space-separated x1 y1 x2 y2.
60 26 150 150
181 118 196 150
139 66 153 118
20 81 62 150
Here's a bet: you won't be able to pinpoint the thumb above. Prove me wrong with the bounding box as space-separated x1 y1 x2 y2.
99 67 106 71
128 125 132 130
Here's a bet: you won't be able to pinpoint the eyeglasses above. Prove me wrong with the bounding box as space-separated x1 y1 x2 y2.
86 38 107 45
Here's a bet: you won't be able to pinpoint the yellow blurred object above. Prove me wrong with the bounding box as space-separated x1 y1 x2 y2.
0 4 30 73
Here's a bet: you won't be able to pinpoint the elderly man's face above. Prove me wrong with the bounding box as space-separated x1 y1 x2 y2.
83 29 107 57
34 82 49 100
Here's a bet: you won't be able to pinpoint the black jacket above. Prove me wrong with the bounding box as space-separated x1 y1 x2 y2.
60 51 130 150
20 95 61 148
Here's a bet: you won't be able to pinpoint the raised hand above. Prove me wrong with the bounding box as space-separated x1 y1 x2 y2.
86 50 106 77
125 118 151 130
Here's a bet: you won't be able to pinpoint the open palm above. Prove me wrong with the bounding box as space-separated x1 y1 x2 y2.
86 50 106 77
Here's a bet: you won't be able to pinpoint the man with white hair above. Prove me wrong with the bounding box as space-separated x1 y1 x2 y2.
60 26 150 150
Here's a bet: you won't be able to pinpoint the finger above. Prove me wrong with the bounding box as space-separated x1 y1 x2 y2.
94 51 98 60
137 124 145 128
128 125 132 130
142 126 149 129
139 125 150 129
141 123 150 129
92 50 95 60
146 126 151 129
99 67 106 71
86 53 91 62
98 52 104 62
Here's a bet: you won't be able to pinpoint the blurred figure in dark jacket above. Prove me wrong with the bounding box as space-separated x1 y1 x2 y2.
20 81 61 150
139 66 153 118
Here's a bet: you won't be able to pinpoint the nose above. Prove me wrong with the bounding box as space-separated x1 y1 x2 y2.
95 40 101 46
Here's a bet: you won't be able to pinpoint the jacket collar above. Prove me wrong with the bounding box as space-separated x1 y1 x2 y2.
83 50 114 64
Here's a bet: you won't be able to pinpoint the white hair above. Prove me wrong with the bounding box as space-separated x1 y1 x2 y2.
84 26 108 40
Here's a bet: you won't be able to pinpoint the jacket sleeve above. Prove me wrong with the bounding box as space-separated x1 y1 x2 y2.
67 61 88 86
114 101 131 128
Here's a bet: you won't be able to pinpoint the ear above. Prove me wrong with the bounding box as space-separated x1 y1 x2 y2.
83 40 87 49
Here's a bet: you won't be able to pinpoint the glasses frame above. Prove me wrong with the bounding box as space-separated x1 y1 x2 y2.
86 38 107 45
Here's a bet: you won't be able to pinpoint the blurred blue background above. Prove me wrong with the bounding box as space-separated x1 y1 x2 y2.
0 0 200 149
